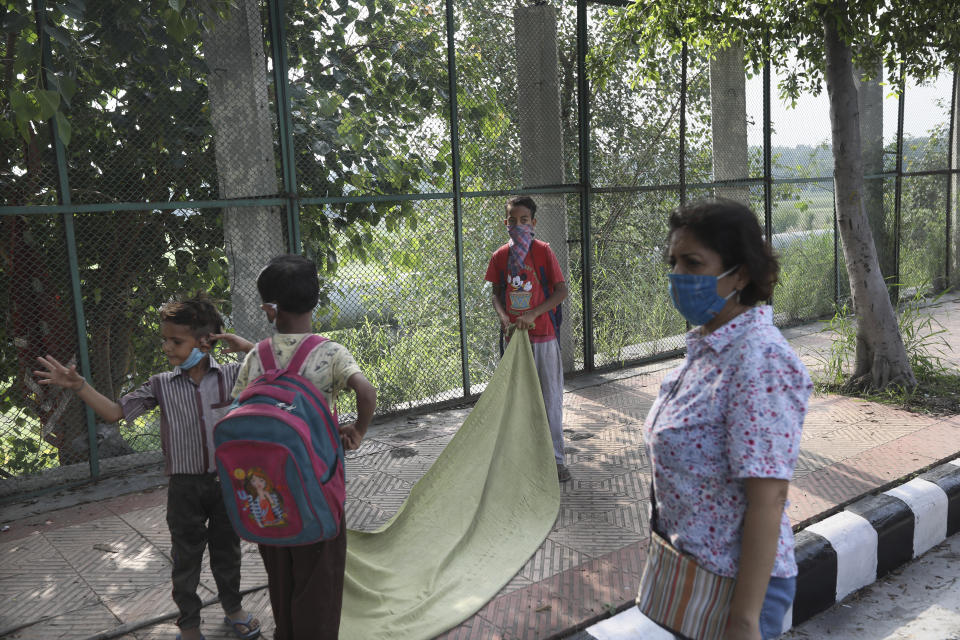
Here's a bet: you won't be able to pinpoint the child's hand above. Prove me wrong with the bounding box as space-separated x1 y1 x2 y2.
339 422 364 450
516 311 537 330
34 355 85 391
210 333 255 354
499 312 512 331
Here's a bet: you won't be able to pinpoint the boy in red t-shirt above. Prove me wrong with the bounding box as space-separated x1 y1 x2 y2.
484 195 571 482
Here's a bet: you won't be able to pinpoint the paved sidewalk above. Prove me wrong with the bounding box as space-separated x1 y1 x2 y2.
3 295 960 640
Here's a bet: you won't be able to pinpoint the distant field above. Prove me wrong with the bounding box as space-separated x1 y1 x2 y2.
773 193 834 232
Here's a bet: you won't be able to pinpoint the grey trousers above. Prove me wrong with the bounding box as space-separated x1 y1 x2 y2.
531 338 565 463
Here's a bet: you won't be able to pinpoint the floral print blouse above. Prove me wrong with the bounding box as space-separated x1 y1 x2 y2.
643 306 812 578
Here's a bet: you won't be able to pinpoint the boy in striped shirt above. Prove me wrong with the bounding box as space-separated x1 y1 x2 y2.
35 295 262 640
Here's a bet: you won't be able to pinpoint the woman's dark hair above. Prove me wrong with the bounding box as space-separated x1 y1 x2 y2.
256 254 320 313
667 199 779 305
159 294 224 337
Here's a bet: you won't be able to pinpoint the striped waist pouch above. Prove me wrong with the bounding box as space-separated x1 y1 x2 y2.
635 528 735 640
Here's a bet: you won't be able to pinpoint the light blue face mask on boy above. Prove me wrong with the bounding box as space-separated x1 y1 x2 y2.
668 265 740 326
179 347 206 370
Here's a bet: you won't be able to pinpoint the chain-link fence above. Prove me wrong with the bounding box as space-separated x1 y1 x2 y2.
2 0 958 488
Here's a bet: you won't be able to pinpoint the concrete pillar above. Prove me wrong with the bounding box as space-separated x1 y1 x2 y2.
857 64 891 278
203 0 286 341
513 4 573 372
709 43 750 206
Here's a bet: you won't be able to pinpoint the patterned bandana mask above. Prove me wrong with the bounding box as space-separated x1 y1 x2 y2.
507 224 535 276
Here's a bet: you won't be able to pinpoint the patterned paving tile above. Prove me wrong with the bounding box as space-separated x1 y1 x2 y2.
548 521 643 558
43 518 171 599
1 603 119 640
0 534 99 627
513 538 588 585
344 497 391 532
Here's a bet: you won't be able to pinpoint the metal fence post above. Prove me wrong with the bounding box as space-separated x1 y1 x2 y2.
577 0 594 371
267 0 301 253
445 0 470 397
946 67 956 287
762 39 776 307
35 0 99 479
679 42 688 205
893 72 905 298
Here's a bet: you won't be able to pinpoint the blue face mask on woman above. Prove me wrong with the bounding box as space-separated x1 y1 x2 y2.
179 347 206 370
668 265 740 326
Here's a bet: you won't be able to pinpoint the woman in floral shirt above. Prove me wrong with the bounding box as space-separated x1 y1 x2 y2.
645 200 812 640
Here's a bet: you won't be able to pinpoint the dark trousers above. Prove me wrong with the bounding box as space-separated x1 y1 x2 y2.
166 473 242 630
258 526 347 640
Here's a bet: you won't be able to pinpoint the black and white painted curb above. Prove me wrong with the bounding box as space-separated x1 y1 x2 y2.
578 457 960 640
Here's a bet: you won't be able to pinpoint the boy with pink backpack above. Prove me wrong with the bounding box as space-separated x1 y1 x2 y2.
226 254 376 640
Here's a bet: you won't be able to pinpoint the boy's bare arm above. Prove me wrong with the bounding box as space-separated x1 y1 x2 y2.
490 283 511 330
209 332 255 354
340 372 377 450
34 356 125 423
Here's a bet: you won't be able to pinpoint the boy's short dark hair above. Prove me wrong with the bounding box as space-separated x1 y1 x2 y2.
257 254 320 314
667 199 780 305
505 195 537 217
159 294 224 337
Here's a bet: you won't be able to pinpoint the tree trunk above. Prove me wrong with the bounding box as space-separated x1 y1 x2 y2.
823 9 916 389
709 42 750 206
202 0 285 341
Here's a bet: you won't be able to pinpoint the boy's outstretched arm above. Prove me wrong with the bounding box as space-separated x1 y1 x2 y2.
339 372 377 450
209 332 255 354
34 355 124 423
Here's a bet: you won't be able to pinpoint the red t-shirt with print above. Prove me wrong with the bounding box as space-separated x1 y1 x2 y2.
484 239 564 343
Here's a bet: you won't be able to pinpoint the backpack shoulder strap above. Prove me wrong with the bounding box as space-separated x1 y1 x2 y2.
257 338 278 371
284 335 329 375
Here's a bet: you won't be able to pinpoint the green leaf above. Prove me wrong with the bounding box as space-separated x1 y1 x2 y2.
54 111 72 146
43 23 71 48
35 89 60 120
55 2 84 20
0 120 14 140
58 75 77 105
168 0 182 11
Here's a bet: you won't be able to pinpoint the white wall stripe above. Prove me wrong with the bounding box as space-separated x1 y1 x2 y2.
884 478 949 557
585 606 675 640
806 510 878 600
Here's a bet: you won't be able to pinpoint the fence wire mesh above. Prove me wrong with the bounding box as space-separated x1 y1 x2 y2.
1 0 958 486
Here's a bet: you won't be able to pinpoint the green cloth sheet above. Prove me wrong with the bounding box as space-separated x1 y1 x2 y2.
340 329 561 639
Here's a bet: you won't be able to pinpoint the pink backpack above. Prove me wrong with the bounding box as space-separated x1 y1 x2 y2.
214 336 345 545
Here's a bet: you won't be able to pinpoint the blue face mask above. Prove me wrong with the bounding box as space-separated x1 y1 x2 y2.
668 265 740 326
179 347 206 370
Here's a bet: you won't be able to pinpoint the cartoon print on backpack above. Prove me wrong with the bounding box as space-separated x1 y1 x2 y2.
508 274 534 311
237 468 287 529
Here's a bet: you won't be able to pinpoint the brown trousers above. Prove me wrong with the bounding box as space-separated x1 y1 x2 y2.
258 526 347 640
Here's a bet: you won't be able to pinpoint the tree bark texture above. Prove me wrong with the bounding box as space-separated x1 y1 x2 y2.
203 0 286 341
823 9 915 389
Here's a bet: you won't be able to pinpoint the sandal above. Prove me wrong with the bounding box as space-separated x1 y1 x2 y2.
224 613 261 640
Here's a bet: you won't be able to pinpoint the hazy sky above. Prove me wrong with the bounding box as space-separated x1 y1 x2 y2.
744 71 954 147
